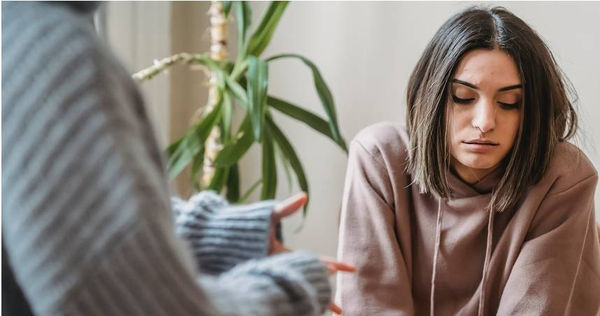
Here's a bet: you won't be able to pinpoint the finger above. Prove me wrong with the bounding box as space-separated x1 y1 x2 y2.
329 302 342 315
320 257 357 273
269 239 291 254
273 192 307 220
322 262 356 275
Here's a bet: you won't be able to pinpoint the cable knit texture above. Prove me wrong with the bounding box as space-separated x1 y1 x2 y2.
172 191 274 275
2 2 331 315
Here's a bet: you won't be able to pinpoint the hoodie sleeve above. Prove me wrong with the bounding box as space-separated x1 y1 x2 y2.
497 169 600 315
335 139 415 315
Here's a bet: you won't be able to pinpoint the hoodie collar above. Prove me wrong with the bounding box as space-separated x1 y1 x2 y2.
447 165 504 198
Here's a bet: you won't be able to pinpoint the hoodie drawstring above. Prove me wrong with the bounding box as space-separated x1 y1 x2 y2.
478 207 495 316
430 198 443 316
430 198 495 316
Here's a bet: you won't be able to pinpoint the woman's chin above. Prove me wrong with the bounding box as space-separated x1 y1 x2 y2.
456 157 500 171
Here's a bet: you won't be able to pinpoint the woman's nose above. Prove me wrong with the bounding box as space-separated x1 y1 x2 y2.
472 99 496 133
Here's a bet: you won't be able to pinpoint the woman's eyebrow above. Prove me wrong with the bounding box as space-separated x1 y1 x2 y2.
452 78 523 91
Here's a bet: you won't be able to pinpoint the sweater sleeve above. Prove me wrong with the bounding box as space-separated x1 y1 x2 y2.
171 192 273 275
497 170 600 315
2 3 331 315
335 139 415 315
59 216 331 316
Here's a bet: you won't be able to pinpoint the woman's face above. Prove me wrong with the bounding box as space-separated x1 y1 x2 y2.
447 48 522 184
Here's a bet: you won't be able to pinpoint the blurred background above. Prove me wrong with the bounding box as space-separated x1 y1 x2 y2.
97 1 600 263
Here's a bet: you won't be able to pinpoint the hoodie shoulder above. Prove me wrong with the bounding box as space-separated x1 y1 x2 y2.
543 142 598 194
351 122 410 169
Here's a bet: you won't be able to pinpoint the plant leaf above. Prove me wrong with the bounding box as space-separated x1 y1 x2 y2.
222 91 233 143
266 53 344 147
274 141 293 194
167 97 223 179
246 1 289 56
234 1 252 61
190 148 205 191
188 54 228 88
246 56 269 141
226 163 241 202
207 166 230 192
266 115 309 216
260 128 277 199
238 179 261 203
223 1 233 17
166 135 184 158
268 95 347 152
226 74 248 107
214 115 254 167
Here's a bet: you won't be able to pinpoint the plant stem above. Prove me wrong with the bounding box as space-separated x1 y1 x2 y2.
132 53 194 81
201 0 228 189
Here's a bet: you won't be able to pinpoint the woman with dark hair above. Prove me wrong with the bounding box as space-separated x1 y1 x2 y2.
336 6 600 315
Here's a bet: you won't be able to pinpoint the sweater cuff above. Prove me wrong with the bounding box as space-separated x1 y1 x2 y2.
223 251 332 315
174 191 275 275
278 251 332 313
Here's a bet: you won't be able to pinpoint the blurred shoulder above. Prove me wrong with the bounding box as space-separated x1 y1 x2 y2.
350 122 410 164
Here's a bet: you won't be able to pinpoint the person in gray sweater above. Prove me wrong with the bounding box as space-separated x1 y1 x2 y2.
2 2 351 315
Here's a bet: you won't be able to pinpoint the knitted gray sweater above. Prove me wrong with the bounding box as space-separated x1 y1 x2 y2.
2 2 330 315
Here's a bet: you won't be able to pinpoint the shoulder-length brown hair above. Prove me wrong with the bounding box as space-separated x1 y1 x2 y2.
406 6 577 212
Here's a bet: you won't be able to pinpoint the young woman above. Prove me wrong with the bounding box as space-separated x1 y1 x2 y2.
336 6 600 316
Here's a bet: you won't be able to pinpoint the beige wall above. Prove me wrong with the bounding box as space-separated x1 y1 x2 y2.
104 2 171 149
169 2 212 197
104 2 600 262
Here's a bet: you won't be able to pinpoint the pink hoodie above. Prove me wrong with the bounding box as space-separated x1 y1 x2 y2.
336 122 600 315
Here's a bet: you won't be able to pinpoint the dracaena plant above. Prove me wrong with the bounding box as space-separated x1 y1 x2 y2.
133 1 347 215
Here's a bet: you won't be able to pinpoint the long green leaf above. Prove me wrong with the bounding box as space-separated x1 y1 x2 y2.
190 148 205 191
167 98 223 179
246 56 269 141
238 179 262 203
274 142 293 194
234 1 252 61
222 91 233 143
223 1 233 17
226 163 241 202
226 75 248 107
266 115 309 216
214 115 254 167
246 1 289 56
261 128 277 199
230 59 249 82
266 53 343 145
268 95 347 152
207 166 230 192
166 136 185 158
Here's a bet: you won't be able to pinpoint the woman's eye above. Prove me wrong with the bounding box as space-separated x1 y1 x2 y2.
498 101 521 109
452 94 475 104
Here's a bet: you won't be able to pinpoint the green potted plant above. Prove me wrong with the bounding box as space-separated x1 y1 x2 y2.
133 1 346 215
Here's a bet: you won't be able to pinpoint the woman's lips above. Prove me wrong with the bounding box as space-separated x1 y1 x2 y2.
462 141 499 153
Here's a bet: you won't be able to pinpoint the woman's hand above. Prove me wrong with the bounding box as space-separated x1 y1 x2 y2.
271 192 356 314
269 192 307 254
